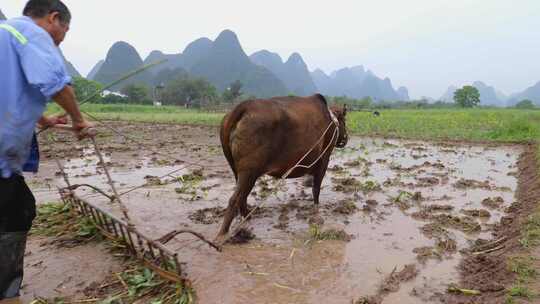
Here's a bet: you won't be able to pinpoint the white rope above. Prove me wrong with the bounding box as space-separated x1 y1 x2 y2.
282 121 338 179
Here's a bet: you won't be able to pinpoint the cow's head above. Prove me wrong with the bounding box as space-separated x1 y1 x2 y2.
330 104 348 148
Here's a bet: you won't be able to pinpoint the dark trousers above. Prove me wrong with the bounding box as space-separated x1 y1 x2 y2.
0 174 36 299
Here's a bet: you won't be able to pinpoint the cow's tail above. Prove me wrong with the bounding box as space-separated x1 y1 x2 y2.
220 104 247 182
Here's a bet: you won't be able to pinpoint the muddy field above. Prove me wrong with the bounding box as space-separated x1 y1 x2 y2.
23 121 526 303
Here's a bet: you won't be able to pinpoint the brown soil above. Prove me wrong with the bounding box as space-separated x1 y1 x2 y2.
454 178 492 190
355 264 420 303
412 211 482 233
330 199 359 215
413 246 442 263
481 196 505 209
227 228 256 244
380 264 419 293
442 144 540 304
461 209 492 218
188 207 226 224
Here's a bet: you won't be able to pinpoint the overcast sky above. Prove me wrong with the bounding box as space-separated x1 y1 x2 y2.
3 0 540 98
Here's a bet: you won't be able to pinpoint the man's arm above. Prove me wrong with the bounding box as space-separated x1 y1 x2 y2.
15 28 93 136
52 85 93 135
37 113 67 128
52 85 83 124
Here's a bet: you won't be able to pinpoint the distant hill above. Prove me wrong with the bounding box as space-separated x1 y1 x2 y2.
90 30 407 98
250 50 317 96
508 81 540 106
440 82 507 106
92 31 287 96
142 38 213 79
93 41 150 89
64 60 81 77
143 50 183 77
311 69 334 94
397 87 410 100
472 81 506 106
181 37 213 70
87 60 104 80
312 66 406 101
440 85 458 102
190 30 287 97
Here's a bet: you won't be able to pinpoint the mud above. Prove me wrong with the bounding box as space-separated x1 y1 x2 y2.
441 144 540 304
461 209 492 218
26 122 526 303
379 264 419 293
481 196 505 209
20 237 123 302
328 199 359 215
227 228 256 244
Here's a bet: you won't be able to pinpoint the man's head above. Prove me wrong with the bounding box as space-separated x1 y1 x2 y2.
23 0 71 45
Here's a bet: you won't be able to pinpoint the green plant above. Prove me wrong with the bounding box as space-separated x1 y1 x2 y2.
308 224 352 241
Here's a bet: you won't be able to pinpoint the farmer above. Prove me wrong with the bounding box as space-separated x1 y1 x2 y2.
0 1 94 302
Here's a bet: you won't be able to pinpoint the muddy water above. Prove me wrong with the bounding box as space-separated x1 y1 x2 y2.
29 132 521 304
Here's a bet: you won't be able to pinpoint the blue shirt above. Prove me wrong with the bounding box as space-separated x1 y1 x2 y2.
0 16 71 178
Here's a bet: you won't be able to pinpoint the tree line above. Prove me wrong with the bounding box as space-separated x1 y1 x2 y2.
73 74 248 107
73 77 537 110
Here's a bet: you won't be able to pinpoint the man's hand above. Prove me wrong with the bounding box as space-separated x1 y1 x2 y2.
37 114 68 129
52 85 95 140
73 119 95 140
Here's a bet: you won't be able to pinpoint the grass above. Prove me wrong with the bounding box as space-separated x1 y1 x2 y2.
508 256 538 284
308 224 352 241
113 266 194 304
348 108 540 142
47 103 224 126
31 202 100 242
519 213 540 248
46 104 540 143
174 170 205 200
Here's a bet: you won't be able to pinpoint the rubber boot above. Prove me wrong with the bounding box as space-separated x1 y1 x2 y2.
0 232 27 300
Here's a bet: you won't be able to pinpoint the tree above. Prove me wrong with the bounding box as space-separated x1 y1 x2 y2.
101 93 128 104
162 76 217 107
454 86 480 108
121 84 150 104
222 80 243 103
515 99 535 109
330 95 373 110
72 77 103 104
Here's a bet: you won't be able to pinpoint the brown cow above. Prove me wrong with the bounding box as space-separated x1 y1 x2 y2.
216 94 348 243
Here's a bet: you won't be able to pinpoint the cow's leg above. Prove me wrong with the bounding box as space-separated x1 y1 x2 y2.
312 157 330 205
215 172 257 244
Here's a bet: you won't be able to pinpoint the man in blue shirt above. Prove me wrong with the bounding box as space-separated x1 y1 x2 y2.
0 1 93 302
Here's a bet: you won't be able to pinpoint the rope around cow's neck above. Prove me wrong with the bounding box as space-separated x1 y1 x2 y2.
281 109 339 179
222 108 340 245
